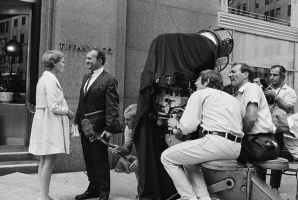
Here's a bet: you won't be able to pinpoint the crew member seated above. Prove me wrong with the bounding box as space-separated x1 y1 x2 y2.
161 70 244 200
229 63 278 181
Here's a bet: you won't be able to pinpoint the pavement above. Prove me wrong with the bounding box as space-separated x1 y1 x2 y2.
0 170 137 200
280 173 298 200
0 169 297 200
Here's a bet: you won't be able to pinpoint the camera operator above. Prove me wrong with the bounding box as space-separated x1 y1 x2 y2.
161 70 244 200
264 65 297 191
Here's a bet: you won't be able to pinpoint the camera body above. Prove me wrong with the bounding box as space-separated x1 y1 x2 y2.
154 81 190 127
264 89 275 105
260 79 275 105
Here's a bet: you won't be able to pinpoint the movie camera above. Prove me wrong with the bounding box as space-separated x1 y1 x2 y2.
152 28 234 146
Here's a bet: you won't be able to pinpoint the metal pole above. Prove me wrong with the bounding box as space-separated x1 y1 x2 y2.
246 166 253 200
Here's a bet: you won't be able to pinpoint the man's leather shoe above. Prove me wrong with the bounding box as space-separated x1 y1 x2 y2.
75 191 98 200
98 196 108 200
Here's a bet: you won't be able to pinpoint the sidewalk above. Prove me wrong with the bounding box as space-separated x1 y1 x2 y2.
0 170 137 200
0 169 297 200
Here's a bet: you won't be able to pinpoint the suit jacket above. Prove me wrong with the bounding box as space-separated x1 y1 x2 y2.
74 70 121 134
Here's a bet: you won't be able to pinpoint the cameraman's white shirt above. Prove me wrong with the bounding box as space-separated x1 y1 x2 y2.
179 88 244 138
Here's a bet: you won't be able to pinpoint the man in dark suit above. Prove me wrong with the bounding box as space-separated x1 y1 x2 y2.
74 49 121 200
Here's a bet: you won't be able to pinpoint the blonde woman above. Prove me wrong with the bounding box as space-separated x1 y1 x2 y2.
29 50 74 200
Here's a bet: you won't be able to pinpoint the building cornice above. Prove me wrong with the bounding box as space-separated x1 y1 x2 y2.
218 11 298 42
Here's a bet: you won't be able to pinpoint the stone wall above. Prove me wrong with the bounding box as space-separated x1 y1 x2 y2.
38 0 219 172
39 0 127 172
123 0 219 107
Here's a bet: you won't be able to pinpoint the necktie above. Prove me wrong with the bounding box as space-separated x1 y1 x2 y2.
84 71 94 94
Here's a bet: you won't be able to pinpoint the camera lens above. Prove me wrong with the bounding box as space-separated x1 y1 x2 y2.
266 96 274 104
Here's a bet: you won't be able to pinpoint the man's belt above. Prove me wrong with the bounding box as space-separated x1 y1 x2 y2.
203 130 242 143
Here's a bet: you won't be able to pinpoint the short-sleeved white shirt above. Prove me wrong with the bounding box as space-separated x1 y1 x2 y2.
179 88 245 138
235 82 275 135
272 84 296 107
269 83 296 134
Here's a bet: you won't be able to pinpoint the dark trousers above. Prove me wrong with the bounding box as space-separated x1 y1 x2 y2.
81 134 110 198
270 131 294 189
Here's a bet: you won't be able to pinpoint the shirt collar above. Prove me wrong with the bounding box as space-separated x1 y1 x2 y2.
268 83 288 92
92 67 104 76
237 82 251 93
276 83 288 90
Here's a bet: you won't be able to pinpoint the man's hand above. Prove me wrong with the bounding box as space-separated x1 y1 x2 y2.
71 124 80 138
101 131 111 141
264 87 276 98
110 145 124 154
67 110 75 119
129 159 138 171
276 113 289 127
167 118 179 129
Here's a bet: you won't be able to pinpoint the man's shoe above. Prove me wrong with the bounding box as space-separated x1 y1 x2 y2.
75 191 99 200
272 188 279 194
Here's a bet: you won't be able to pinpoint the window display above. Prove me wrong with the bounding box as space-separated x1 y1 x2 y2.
0 15 28 104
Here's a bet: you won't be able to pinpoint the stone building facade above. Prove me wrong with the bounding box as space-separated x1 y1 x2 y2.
0 0 219 172
1 0 297 172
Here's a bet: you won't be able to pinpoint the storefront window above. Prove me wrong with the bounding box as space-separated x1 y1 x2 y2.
0 15 28 104
0 0 37 146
